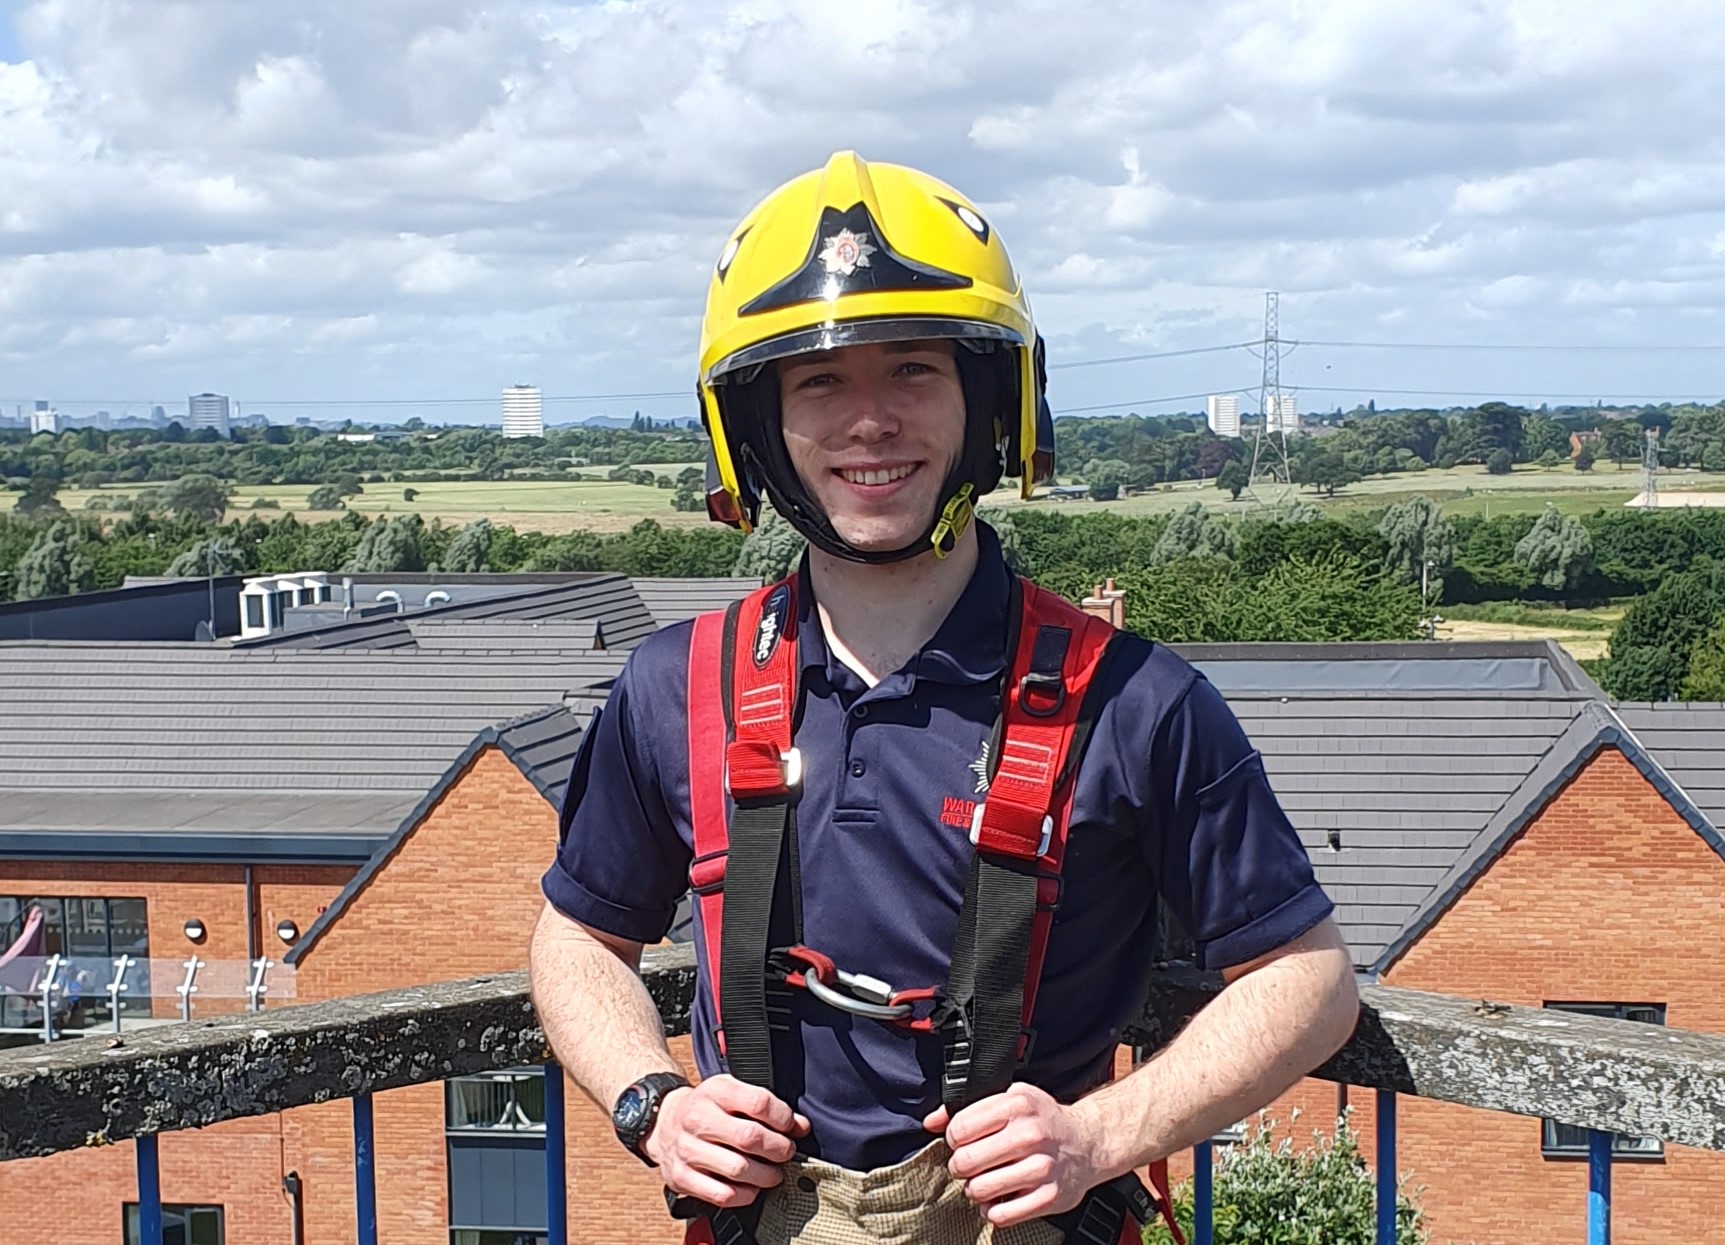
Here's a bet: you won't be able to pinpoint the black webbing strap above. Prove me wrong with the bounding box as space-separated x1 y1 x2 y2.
940 612 1071 1109
1047 1172 1157 1245
942 855 1039 1107
719 800 791 1092
713 597 796 1092
939 622 1122 1111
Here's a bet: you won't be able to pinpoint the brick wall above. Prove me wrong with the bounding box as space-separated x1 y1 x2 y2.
10 743 1722 1245
0 861 351 1242
1229 747 1725 1245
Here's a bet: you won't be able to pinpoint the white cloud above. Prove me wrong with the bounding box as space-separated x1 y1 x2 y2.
2 0 1725 417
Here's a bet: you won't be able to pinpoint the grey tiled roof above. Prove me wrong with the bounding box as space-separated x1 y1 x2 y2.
233 575 656 652
0 643 623 840
405 618 602 653
631 577 760 627
1221 690 1592 969
1613 703 1725 834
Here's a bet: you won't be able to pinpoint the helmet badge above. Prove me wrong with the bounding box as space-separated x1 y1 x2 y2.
819 228 876 277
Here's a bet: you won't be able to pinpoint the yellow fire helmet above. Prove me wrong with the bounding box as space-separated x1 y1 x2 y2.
697 151 1055 564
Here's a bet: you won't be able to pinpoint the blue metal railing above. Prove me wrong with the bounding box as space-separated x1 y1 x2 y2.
354 1093 377 1245
122 1076 1626 1245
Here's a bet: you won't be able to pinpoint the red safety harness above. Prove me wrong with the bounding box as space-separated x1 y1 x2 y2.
679 574 1184 1245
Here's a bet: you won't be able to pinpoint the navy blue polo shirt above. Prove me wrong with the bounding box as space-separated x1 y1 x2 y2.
543 523 1332 1172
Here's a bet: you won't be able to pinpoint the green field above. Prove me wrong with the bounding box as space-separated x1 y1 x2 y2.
986 464 1725 521
14 462 1725 534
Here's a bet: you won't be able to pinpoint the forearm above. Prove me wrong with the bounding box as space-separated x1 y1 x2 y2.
528 903 685 1113
1071 924 1360 1178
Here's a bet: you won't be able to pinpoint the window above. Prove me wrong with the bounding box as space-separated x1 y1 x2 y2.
446 1071 546 1133
244 596 264 629
447 1070 548 1244
0 897 151 1030
124 1204 224 1245
1540 1003 1665 1158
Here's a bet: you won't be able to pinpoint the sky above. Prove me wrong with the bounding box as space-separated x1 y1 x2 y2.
4 0 1725 426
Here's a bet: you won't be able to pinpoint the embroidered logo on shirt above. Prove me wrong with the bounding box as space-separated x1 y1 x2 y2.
940 797 976 830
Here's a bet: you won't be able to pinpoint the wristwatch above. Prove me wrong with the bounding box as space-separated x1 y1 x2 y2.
612 1071 690 1165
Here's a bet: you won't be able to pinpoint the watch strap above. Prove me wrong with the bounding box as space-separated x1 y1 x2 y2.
614 1071 691 1165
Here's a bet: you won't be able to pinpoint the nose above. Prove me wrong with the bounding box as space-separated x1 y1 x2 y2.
842 376 900 444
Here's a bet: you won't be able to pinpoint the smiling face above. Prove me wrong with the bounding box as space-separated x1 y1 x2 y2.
776 339 968 555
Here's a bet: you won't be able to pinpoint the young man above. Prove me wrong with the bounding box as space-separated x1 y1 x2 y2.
530 153 1359 1244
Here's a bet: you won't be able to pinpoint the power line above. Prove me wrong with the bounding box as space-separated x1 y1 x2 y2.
1054 388 1247 415
1286 383 1721 402
1047 341 1257 370
1294 339 1725 353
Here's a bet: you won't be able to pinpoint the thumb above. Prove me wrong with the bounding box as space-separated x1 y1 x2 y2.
922 1104 949 1134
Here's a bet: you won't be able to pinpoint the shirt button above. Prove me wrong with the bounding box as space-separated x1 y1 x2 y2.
850 760 866 778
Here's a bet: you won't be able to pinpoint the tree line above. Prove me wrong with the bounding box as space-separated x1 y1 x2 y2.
4 499 1721 703
10 400 1725 505
0 422 707 492
1062 401 1725 499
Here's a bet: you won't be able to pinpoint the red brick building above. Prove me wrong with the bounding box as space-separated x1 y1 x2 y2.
3 621 1723 1245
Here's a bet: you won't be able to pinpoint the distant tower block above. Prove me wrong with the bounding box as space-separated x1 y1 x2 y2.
1265 394 1299 436
1642 426 1660 509
1207 394 1241 438
188 393 231 436
501 385 544 439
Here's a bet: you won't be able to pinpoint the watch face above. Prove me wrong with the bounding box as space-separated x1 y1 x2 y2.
615 1087 648 1130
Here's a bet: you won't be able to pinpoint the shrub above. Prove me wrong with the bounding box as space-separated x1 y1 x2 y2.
1144 1109 1428 1245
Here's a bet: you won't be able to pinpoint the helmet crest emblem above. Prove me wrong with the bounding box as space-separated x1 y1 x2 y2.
819 228 876 277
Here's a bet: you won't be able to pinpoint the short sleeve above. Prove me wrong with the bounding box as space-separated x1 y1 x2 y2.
540 658 693 945
1149 675 1333 971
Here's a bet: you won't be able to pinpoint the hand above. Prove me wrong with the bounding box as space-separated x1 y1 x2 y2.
644 1074 812 1210
922 1083 1107 1229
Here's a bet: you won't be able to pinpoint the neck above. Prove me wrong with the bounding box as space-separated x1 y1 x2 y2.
806 524 980 687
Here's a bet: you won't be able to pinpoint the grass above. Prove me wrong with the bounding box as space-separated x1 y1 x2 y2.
32 477 707 535
1439 601 1622 631
13 462 1725 535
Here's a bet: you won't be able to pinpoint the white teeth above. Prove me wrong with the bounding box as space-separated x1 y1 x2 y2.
841 465 914 486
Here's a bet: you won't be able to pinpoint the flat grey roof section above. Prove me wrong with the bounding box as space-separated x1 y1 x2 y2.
631 577 760 627
1174 639 1602 696
1614 702 1725 834
1226 690 1591 969
232 575 657 652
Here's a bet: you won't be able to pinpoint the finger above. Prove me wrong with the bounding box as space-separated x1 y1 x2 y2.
960 1152 1054 1206
943 1095 1017 1147
922 1105 949 1133
979 1180 1062 1230
693 1110 800 1164
948 1121 1041 1180
676 1138 788 1192
706 1076 805 1135
665 1164 762 1211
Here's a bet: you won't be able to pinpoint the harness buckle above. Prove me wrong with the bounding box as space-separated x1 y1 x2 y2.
725 745 802 800
969 801 1053 857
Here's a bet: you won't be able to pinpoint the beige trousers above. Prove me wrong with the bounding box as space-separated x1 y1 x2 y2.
744 1139 1067 1245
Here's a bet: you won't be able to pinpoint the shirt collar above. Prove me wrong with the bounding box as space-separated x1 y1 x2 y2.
794 521 1012 688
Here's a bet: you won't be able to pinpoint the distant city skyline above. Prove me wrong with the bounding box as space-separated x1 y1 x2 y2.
3 3 1725 421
